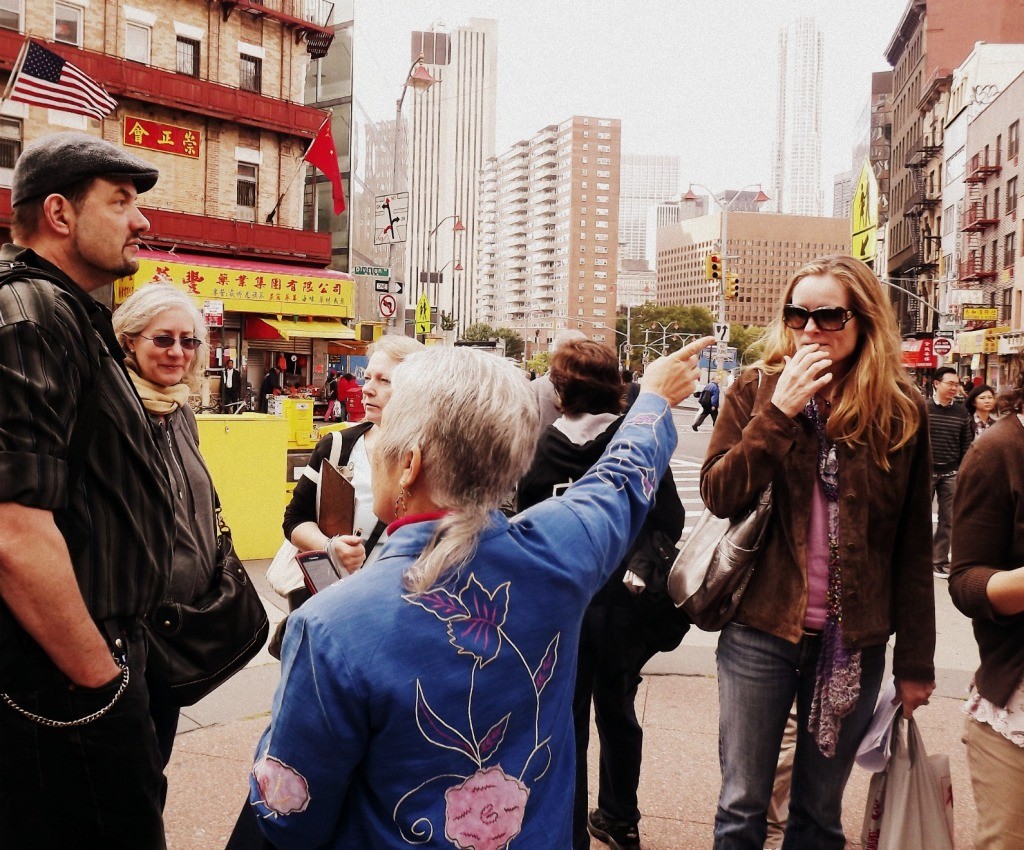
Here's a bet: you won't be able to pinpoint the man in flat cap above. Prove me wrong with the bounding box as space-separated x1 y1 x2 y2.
0 132 175 847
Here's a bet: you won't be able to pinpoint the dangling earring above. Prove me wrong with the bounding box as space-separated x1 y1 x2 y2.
394 486 409 519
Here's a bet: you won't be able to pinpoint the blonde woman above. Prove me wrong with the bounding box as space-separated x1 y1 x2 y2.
243 339 712 848
113 282 215 766
701 255 936 850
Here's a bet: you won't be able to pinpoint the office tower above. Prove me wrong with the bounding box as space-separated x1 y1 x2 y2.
405 19 498 335
770 16 824 217
477 116 622 355
619 154 680 264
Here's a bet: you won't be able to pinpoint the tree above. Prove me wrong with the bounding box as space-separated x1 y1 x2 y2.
730 324 767 364
460 324 525 360
616 303 715 370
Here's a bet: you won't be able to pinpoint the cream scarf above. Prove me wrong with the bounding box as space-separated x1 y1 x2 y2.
129 370 192 415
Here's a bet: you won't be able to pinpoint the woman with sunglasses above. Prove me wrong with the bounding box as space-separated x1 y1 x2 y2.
701 255 935 849
113 283 220 767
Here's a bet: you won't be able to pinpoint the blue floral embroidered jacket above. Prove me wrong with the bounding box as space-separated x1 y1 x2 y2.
248 394 676 849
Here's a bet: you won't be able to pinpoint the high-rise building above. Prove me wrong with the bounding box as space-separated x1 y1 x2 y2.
476 116 622 356
619 154 679 264
656 212 848 326
885 0 1024 334
404 20 497 336
770 17 824 217
833 170 855 219
645 195 707 268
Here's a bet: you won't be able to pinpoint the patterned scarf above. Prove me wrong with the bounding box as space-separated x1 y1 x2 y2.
129 369 191 415
805 397 862 758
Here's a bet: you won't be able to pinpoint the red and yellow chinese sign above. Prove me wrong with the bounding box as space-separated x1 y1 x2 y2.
123 116 201 159
116 254 354 318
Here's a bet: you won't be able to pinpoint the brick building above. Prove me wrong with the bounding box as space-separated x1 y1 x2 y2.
0 0 356 402
656 212 849 326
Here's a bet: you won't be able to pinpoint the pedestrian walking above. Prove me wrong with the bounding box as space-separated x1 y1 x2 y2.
532 329 587 430
965 383 998 438
701 255 935 850
240 338 712 849
0 133 175 848
693 379 720 430
517 339 687 850
928 365 974 578
949 365 1024 849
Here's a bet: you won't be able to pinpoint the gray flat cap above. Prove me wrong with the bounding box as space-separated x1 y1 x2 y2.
12 132 159 206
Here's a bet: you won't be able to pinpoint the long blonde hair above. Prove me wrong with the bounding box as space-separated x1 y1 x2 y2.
754 255 920 470
375 347 540 593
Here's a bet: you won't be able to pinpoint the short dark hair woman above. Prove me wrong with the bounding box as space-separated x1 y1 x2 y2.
701 255 935 849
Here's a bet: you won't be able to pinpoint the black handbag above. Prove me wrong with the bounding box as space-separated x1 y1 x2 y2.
146 507 269 707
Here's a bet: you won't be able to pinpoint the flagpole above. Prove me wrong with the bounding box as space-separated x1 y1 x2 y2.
1 37 31 104
265 109 333 224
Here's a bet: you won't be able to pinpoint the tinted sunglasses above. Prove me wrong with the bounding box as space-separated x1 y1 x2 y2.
782 304 856 331
137 334 203 351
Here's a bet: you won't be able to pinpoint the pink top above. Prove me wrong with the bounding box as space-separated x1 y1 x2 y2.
804 480 829 630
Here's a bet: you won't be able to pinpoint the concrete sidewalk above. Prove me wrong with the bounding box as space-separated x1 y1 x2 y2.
163 561 979 849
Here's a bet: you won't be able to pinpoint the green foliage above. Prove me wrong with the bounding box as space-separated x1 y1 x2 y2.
459 323 525 360
729 324 767 364
526 350 551 375
615 303 715 370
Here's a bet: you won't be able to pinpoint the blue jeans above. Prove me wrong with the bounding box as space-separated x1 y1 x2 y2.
714 622 885 850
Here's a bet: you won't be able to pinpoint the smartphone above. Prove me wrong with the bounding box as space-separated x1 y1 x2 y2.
296 550 342 594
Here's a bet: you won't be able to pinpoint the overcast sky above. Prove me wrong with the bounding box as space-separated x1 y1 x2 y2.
358 0 907 212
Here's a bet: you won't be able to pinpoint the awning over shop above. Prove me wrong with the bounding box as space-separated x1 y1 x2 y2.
115 249 354 318
248 317 356 341
957 327 1010 355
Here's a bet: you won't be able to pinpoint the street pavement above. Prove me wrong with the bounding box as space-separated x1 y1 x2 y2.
164 398 981 849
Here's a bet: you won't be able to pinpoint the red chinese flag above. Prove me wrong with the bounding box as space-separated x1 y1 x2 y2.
303 120 346 214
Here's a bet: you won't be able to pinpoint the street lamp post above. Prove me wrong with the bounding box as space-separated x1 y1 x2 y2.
424 214 465 335
683 183 770 378
650 321 678 355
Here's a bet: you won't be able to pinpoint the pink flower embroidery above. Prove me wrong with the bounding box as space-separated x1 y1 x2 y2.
254 755 310 816
444 766 529 850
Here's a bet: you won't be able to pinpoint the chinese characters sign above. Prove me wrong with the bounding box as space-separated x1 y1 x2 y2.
116 255 354 318
123 116 201 159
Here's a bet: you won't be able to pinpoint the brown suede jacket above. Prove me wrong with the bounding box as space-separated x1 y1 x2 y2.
700 369 936 682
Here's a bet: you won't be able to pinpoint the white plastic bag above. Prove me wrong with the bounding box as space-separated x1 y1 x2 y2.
861 716 954 850
855 679 901 772
266 539 303 596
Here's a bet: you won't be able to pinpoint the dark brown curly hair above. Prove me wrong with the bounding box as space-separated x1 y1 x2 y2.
549 339 624 416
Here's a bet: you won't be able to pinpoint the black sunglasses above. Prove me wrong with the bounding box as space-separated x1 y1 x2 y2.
137 334 203 351
782 305 856 331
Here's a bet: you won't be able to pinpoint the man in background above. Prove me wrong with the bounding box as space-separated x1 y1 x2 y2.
222 356 243 410
927 365 974 578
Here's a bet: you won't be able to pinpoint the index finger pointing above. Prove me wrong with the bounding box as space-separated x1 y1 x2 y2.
671 335 717 361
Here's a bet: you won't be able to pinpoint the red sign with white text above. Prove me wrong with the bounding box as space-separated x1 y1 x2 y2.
122 116 201 159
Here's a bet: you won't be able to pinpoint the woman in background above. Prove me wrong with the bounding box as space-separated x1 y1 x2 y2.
113 283 217 767
701 255 935 849
965 383 998 438
949 365 1024 849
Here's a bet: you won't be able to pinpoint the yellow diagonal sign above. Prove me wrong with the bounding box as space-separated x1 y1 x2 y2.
415 293 432 336
851 159 877 262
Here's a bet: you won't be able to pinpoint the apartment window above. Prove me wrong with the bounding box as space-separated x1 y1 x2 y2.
1006 233 1017 267
1007 177 1018 215
239 54 262 92
236 163 258 221
1009 121 1020 159
126 22 151 63
0 118 21 186
176 36 200 76
55 2 82 46
0 0 21 30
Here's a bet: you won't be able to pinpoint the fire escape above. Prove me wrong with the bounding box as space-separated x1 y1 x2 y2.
903 134 941 330
215 0 336 59
959 150 1001 326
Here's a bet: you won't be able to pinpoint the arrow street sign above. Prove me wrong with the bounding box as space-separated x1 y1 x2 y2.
713 322 730 343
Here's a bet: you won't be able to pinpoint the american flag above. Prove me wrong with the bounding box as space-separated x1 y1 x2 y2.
8 41 117 121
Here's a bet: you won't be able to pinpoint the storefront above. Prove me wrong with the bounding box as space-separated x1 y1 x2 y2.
956 326 1011 389
900 336 936 389
116 249 359 409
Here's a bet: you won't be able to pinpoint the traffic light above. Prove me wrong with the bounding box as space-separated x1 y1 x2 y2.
705 253 722 281
725 273 740 300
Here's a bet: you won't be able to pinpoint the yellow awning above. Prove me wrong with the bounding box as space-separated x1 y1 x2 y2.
258 318 356 340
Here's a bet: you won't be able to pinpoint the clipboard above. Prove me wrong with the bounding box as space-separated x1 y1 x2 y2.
318 459 355 538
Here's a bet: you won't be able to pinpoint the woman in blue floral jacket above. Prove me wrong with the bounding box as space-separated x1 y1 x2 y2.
244 339 711 849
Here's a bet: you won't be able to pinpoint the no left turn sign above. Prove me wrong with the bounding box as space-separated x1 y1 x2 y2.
379 293 397 318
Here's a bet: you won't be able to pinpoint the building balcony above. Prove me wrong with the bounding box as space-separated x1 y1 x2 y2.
142 208 331 265
215 0 334 58
904 137 942 169
904 187 939 216
959 258 997 282
0 30 326 138
965 151 1002 183
961 204 999 232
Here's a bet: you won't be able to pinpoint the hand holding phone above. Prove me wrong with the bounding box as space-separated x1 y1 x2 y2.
296 550 342 595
